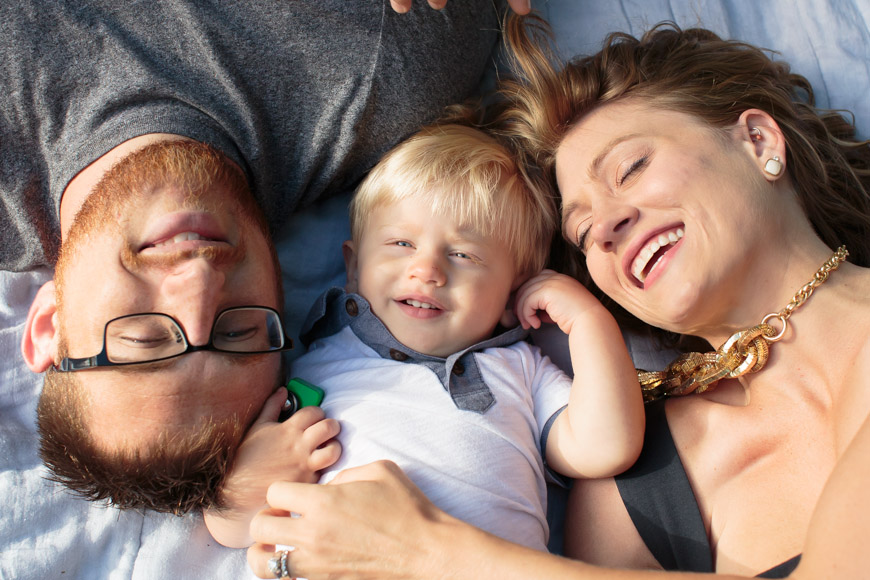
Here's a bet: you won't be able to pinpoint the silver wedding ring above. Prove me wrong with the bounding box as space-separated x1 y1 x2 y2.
267 549 292 579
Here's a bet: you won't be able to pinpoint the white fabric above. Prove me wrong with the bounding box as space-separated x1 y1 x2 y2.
2 1 869 578
293 326 573 551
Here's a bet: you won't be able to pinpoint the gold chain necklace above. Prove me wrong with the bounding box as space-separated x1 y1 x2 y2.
638 246 849 402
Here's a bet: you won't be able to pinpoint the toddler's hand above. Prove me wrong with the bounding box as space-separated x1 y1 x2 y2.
204 387 341 547
515 269 601 335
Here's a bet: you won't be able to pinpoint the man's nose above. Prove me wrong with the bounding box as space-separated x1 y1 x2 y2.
160 259 227 345
407 251 447 286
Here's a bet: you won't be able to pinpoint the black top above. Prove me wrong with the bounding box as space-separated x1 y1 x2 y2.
614 401 801 578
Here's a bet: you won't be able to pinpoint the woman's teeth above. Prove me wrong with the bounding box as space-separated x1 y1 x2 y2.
405 299 438 310
153 232 207 247
631 228 684 284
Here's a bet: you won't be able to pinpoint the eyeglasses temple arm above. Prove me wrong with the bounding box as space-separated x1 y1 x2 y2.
57 356 99 372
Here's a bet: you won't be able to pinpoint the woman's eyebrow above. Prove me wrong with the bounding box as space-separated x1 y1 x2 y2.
588 133 641 179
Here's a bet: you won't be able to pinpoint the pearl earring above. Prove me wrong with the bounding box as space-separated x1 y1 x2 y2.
764 156 783 177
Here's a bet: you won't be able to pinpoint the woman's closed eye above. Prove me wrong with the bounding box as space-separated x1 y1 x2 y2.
575 217 592 254
617 154 650 185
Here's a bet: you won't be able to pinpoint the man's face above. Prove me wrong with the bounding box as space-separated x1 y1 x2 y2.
53 141 282 453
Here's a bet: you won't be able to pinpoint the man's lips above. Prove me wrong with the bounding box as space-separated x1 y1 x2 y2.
139 212 230 254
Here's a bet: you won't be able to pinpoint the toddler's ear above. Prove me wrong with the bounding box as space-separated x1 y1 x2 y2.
342 240 359 293
22 281 61 372
500 292 519 328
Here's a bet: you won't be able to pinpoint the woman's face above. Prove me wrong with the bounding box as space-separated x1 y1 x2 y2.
555 100 780 336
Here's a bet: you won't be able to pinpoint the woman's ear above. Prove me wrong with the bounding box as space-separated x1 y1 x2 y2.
342 240 359 293
738 109 787 181
21 281 60 372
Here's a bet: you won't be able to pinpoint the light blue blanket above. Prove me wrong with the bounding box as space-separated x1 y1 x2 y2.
2 1 868 578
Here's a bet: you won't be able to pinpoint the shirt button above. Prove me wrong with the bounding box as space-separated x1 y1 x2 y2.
390 349 409 362
452 362 465 376
345 299 359 317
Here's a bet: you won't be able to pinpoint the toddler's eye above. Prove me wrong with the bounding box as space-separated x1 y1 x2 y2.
453 251 471 259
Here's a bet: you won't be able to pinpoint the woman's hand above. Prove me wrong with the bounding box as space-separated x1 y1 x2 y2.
247 460 450 579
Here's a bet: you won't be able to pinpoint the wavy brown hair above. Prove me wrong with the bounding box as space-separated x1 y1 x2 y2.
496 14 870 267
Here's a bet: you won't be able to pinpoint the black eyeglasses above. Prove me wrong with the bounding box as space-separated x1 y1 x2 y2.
55 306 293 372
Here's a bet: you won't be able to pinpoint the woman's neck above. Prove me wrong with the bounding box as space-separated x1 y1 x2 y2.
695 242 847 348
709 261 870 403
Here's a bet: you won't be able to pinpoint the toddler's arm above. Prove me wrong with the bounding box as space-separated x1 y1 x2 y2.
516 270 644 479
203 387 341 548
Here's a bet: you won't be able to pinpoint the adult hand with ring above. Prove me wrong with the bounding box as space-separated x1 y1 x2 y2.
248 460 449 579
266 548 293 579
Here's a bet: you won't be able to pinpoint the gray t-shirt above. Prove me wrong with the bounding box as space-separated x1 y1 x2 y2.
0 0 503 271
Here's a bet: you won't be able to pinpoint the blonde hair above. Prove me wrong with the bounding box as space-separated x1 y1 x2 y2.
349 123 557 278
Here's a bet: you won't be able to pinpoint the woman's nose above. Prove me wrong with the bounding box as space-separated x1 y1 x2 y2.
587 200 639 253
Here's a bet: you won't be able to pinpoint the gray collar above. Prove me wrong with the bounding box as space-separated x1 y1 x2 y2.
300 287 528 413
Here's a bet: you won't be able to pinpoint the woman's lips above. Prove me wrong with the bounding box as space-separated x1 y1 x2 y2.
629 226 684 285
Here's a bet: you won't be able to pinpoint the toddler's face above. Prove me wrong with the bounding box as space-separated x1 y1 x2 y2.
344 196 520 357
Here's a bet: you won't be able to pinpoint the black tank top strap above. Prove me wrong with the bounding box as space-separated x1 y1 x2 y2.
614 400 714 572
615 401 802 577
757 555 801 578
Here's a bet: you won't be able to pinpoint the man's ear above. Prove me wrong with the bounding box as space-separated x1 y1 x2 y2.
342 240 359 293
21 281 60 372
